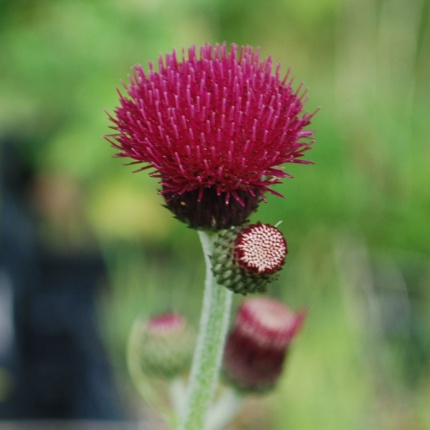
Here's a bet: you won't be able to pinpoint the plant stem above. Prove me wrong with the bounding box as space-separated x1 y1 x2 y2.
178 230 233 430
169 378 187 418
205 388 244 430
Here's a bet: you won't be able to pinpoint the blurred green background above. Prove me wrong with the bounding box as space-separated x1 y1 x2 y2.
0 0 429 428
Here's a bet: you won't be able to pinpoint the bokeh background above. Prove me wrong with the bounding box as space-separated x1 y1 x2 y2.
0 0 429 428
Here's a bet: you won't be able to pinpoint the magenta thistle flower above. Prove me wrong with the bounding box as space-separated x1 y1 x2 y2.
107 42 315 230
223 297 305 392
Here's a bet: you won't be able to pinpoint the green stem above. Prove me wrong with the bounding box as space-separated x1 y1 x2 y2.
206 388 244 430
178 230 233 430
169 378 187 418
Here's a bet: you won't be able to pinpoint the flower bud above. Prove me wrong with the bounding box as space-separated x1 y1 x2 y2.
211 223 287 294
222 297 305 393
137 312 195 379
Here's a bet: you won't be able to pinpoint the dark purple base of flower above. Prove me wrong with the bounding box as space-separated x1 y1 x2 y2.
163 187 260 231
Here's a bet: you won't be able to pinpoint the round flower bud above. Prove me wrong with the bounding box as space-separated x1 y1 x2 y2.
222 297 305 393
137 312 195 379
211 223 287 294
234 223 287 275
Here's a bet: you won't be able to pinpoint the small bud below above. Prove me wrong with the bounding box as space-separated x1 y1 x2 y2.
136 312 195 379
222 297 305 393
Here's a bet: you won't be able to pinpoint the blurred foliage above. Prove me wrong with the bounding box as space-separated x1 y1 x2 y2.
1 0 429 428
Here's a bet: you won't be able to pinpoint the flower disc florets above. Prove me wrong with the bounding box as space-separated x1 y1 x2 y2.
211 223 287 294
107 42 315 230
235 223 287 275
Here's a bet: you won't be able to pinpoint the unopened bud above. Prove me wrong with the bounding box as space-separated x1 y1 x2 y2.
222 297 305 393
137 312 195 379
211 223 287 294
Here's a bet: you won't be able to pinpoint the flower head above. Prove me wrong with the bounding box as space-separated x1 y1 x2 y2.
223 297 305 393
107 43 315 230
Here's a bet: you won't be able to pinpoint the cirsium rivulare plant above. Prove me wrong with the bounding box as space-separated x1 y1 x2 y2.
107 42 316 430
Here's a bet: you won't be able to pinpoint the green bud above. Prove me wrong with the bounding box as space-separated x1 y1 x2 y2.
211 223 287 295
137 313 195 379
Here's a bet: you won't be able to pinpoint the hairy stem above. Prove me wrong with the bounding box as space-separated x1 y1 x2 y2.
178 230 233 430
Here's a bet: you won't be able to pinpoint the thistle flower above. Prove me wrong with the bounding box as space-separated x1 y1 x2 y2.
211 223 287 294
107 43 315 230
223 297 305 393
